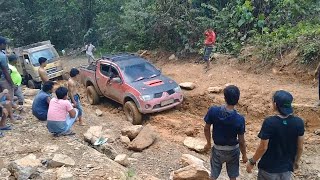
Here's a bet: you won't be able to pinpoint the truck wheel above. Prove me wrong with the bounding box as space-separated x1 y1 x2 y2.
87 86 99 105
27 80 36 89
124 101 142 125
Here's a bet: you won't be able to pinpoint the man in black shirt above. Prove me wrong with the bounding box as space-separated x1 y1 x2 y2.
246 90 304 180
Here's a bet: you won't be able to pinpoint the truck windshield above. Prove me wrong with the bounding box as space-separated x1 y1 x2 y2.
122 62 161 82
29 48 58 66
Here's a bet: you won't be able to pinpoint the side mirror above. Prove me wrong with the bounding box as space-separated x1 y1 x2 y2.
111 77 122 84
24 59 30 64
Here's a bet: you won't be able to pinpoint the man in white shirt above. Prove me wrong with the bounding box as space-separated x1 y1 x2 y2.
85 43 95 64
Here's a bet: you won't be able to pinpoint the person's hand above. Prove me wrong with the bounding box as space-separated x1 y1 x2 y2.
241 155 248 163
204 143 211 152
246 162 254 173
72 102 77 107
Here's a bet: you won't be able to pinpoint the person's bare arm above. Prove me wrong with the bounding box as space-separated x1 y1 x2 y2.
239 134 248 163
68 109 76 118
315 62 320 76
204 123 211 151
294 136 304 169
39 68 49 82
46 97 51 105
1 66 14 86
68 80 77 106
247 139 269 173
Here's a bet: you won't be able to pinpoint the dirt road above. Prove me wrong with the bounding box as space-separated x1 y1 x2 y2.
1 54 319 179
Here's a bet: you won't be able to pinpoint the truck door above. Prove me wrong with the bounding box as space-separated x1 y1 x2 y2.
96 62 111 97
23 54 34 78
104 65 125 103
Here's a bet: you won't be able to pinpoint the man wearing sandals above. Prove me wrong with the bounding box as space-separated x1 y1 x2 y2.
203 28 216 71
47 86 78 136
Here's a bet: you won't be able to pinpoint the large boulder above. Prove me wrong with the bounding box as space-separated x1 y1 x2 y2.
129 125 157 152
170 164 210 180
179 82 196 90
84 126 103 144
121 125 143 140
183 137 207 153
114 154 130 167
180 154 204 167
49 154 75 168
8 154 42 180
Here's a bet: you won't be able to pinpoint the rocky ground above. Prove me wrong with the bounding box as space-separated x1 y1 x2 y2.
1 53 320 180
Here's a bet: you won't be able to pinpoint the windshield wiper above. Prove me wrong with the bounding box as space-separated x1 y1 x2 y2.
134 76 145 82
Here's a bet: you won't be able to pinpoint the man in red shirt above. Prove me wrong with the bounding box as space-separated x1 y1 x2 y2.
203 28 216 71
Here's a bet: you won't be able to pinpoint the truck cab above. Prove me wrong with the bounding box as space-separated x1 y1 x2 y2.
13 41 64 88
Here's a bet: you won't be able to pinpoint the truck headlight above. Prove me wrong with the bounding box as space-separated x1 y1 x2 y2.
174 86 182 93
140 95 153 101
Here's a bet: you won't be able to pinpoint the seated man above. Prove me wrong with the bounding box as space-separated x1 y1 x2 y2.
47 86 78 136
32 81 54 121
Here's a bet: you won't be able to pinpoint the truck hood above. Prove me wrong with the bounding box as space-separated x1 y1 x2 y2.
127 75 179 95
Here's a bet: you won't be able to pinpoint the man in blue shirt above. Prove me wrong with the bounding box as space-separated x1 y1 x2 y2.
204 85 247 180
32 81 54 121
246 90 304 180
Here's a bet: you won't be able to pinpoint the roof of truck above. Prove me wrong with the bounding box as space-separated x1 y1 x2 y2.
101 53 148 67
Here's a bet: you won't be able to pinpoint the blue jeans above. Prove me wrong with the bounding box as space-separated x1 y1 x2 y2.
203 45 213 61
73 94 83 117
47 109 78 134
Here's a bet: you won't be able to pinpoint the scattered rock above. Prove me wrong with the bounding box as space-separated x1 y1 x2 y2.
180 154 204 167
207 86 223 93
96 144 118 160
121 125 143 140
114 154 129 167
56 167 73 180
314 129 320 135
183 137 207 153
49 154 75 168
131 153 143 159
169 54 177 60
120 136 131 146
129 125 157 152
84 126 103 144
0 168 11 179
95 109 103 116
179 82 196 90
39 169 56 180
185 127 197 137
8 154 42 180
42 145 59 153
170 164 210 180
224 83 235 87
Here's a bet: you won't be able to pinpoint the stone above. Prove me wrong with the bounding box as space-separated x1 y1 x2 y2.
121 125 143 140
129 125 157 152
42 145 59 153
0 168 11 179
120 136 131 146
49 154 75 168
185 127 197 137
39 169 56 180
114 154 129 167
131 153 143 159
207 86 223 93
95 109 103 116
84 126 103 144
56 167 73 180
183 137 207 153
180 154 204 167
170 164 210 180
224 83 235 87
8 154 42 180
96 144 118 160
179 82 196 90
23 89 40 96
169 54 177 60
314 129 320 135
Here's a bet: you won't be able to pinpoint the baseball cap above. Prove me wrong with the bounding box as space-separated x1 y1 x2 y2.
0 36 7 45
273 90 293 116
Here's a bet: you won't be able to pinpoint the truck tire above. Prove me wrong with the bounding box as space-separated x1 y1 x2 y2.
87 86 100 105
124 101 142 125
27 80 36 89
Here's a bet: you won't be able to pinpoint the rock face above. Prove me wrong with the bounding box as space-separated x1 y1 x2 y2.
49 154 75 168
121 125 143 140
95 109 103 116
8 154 42 180
114 154 129 167
170 164 210 180
180 154 204 167
129 125 157 152
207 86 223 93
84 126 103 144
56 167 73 180
183 137 207 153
179 82 196 90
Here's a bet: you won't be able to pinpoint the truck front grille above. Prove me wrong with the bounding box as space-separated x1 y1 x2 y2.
46 67 58 74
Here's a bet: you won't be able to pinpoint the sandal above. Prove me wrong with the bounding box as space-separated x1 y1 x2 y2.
0 125 12 131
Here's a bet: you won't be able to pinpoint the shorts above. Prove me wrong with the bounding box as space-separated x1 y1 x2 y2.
210 147 240 179
73 94 83 117
0 79 13 100
203 45 213 61
258 169 292 180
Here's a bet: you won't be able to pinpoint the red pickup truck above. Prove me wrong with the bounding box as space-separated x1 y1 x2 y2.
79 54 183 124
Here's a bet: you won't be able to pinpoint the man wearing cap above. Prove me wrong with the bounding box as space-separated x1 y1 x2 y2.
246 90 304 180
